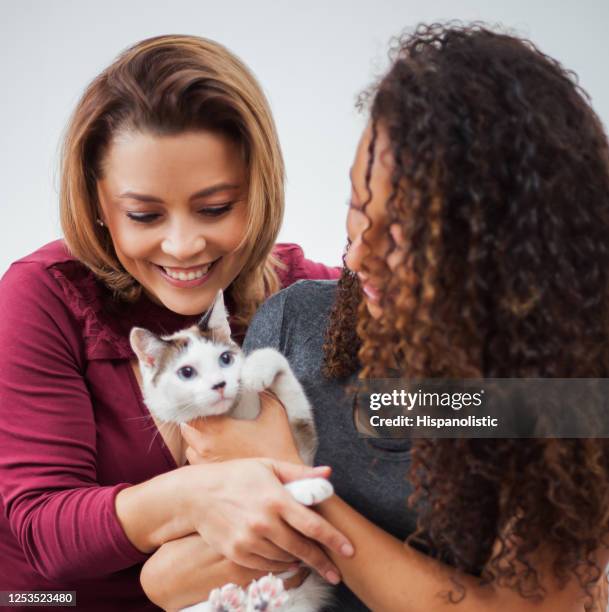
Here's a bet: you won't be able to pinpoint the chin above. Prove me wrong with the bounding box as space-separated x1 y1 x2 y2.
154 289 217 316
163 300 208 316
205 398 235 416
365 300 383 320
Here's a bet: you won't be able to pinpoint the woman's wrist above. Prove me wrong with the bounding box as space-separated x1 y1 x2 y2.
115 465 201 553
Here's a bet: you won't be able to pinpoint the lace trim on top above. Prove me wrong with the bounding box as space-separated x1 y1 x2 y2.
48 263 135 361
43 242 313 361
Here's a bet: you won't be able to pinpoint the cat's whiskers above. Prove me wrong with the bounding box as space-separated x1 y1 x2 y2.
175 398 225 417
146 419 180 456
125 414 156 424
125 415 167 436
123 414 165 435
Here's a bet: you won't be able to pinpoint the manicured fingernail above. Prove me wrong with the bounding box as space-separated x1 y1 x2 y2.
340 543 354 557
325 570 340 585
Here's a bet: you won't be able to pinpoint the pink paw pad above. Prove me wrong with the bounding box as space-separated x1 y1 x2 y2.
247 574 289 610
209 583 247 612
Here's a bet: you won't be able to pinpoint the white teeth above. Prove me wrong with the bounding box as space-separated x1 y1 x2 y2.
162 261 214 281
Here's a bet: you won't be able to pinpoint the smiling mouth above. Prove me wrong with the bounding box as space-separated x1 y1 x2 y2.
359 277 382 303
155 258 220 281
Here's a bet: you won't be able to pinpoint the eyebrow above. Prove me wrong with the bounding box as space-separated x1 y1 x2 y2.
118 183 242 203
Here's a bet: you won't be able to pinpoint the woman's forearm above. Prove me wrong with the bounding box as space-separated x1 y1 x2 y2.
141 534 262 610
117 457 349 582
115 466 198 553
318 495 594 612
141 534 309 611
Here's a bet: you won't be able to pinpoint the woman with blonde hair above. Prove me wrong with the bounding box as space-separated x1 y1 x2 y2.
0 35 351 610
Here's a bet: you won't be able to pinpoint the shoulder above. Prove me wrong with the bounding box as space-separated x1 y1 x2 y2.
278 278 338 312
272 243 341 288
259 279 337 321
0 241 130 360
11 239 75 268
2 240 104 313
0 240 80 307
243 280 338 353
0 242 90 361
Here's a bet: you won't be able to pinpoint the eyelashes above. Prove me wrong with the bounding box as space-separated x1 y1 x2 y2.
126 212 161 223
201 204 235 217
126 204 235 224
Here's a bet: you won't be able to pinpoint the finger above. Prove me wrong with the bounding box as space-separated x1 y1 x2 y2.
180 421 207 450
185 446 196 465
269 522 341 584
264 459 332 483
185 445 214 465
257 392 289 424
230 552 298 574
185 445 220 465
281 500 354 559
249 539 298 564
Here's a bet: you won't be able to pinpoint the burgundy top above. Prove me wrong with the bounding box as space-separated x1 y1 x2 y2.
0 240 339 610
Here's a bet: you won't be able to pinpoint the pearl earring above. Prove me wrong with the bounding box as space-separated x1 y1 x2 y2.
96 218 105 227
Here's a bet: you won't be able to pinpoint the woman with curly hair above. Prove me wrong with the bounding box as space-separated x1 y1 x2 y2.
158 23 609 611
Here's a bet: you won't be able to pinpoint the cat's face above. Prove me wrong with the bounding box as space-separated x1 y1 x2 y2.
130 291 244 423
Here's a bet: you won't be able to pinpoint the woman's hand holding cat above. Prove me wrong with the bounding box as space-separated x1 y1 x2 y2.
182 458 351 584
180 392 303 464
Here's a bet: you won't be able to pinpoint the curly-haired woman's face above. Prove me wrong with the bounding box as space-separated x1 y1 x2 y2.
96 129 249 316
346 124 401 319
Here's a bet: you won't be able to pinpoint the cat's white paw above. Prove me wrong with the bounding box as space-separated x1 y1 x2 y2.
241 349 287 393
284 478 334 506
246 574 289 611
208 583 247 612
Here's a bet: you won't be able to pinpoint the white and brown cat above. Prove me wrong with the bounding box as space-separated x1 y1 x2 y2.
130 291 333 612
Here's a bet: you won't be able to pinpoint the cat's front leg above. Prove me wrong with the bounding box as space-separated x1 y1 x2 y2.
180 583 247 612
246 574 289 611
284 478 334 506
241 348 289 394
241 349 313 425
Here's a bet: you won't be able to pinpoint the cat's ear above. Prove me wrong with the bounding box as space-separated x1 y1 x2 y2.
198 290 231 342
130 327 168 369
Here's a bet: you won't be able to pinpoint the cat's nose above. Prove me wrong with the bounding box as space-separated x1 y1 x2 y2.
212 381 226 391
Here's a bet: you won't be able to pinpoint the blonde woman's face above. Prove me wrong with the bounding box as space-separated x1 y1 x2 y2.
97 130 249 315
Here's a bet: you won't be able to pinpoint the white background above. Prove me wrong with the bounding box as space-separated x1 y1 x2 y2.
1 0 609 275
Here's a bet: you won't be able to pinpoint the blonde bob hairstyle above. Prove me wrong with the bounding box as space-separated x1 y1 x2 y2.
60 34 284 325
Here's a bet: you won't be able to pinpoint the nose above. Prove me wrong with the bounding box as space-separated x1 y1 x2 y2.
161 220 206 262
344 235 368 274
212 381 226 391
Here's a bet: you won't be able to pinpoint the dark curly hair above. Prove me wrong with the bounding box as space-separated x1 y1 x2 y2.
323 22 609 608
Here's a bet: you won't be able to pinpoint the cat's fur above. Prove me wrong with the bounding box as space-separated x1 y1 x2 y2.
130 291 333 612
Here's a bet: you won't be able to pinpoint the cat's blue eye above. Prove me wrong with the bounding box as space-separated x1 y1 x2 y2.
219 351 234 367
177 365 197 380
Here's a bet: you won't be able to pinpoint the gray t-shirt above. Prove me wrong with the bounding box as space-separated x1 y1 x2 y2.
243 280 417 611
